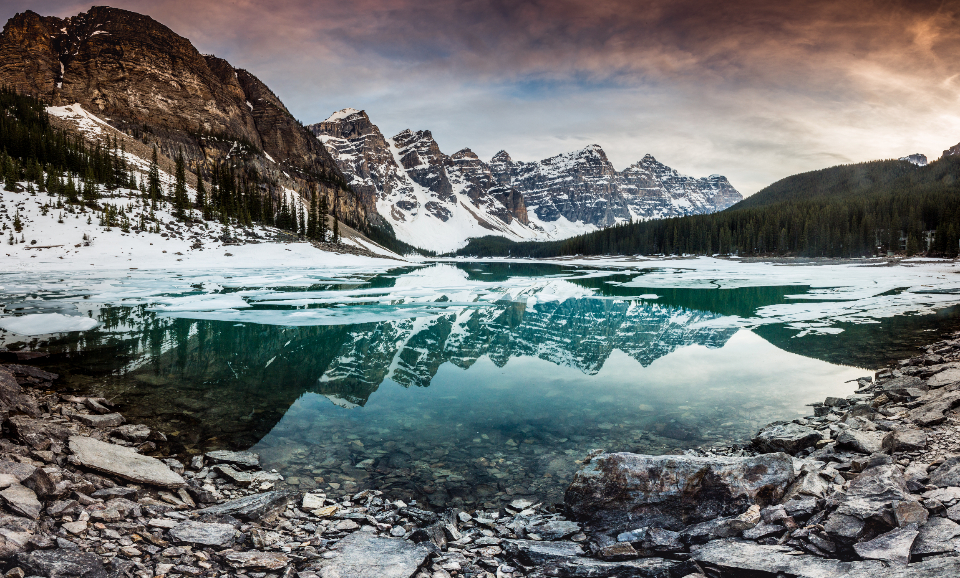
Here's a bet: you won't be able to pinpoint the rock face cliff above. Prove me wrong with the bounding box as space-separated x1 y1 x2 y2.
0 7 365 227
311 110 741 252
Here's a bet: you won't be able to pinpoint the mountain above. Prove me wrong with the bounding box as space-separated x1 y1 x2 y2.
0 6 367 228
310 109 742 252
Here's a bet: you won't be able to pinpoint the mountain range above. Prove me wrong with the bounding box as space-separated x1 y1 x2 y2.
310 109 742 251
0 6 741 253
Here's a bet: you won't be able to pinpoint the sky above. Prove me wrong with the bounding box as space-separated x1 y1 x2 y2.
4 0 960 195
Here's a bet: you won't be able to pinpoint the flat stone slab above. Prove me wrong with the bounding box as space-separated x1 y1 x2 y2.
195 490 296 522
225 551 289 570
0 484 41 519
68 436 185 488
928 368 960 388
504 540 586 566
169 521 236 547
74 413 124 428
692 539 883 578
205 450 260 469
17 549 108 578
318 533 432 578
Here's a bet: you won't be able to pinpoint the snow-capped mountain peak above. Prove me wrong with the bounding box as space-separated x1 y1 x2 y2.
308 112 742 252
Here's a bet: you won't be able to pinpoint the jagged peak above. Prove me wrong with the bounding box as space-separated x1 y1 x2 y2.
452 148 478 160
323 108 364 123
491 150 513 164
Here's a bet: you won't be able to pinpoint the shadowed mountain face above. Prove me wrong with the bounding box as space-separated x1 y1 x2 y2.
0 6 366 227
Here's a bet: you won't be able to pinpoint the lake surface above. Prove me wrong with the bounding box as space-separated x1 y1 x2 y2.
3 258 960 509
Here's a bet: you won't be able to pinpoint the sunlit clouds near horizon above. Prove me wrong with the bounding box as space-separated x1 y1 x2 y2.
7 0 960 194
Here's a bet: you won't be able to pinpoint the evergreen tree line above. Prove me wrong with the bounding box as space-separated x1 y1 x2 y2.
455 158 960 259
0 87 342 243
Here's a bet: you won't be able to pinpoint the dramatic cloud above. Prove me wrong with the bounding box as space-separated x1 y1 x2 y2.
6 0 960 193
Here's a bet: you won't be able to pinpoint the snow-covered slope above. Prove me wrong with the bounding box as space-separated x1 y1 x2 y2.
309 109 743 252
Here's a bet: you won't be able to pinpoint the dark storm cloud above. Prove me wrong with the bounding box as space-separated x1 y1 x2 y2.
5 0 960 193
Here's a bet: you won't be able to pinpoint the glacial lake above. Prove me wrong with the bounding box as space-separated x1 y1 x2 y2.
3 258 960 509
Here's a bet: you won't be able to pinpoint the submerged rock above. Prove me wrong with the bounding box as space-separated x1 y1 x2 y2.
68 436 185 488
564 452 795 534
205 449 260 469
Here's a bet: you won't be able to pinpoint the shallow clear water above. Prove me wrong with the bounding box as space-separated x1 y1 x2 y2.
3 260 960 508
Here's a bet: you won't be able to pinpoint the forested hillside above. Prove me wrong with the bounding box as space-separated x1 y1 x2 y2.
454 156 960 258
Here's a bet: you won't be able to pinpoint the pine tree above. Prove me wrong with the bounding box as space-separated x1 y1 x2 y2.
298 197 305 239
307 188 318 240
196 176 208 219
318 194 329 242
173 149 188 218
148 146 161 210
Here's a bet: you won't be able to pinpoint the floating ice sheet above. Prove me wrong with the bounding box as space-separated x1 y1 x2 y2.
0 313 99 336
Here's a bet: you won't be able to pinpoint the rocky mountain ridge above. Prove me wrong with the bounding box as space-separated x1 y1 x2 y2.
311 109 742 251
0 7 367 228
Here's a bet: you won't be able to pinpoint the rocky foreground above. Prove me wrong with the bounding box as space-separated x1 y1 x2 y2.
2 335 960 578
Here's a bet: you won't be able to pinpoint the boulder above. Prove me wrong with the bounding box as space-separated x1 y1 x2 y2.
823 465 913 541
835 430 885 454
565 452 795 534
316 533 432 578
692 539 881 577
882 429 928 453
68 436 185 488
530 520 581 541
752 422 822 455
195 489 296 523
880 376 925 394
908 389 960 426
169 521 236 547
112 424 151 443
852 527 918 565
0 368 40 417
927 368 960 388
205 450 260 469
928 458 960 487
911 516 960 556
8 416 69 449
17 549 108 578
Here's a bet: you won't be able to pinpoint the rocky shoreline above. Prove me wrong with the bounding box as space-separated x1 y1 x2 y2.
0 334 959 577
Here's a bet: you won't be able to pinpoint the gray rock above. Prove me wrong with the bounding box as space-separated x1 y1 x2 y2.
642 527 684 554
882 429 928 453
195 489 296 522
908 389 960 426
692 538 881 577
74 413 124 428
823 465 913 541
892 500 928 527
681 516 756 545
911 516 960 556
317 533 432 578
68 436 184 488
927 368 960 388
205 450 260 469
17 549 107 578
929 458 960 487
213 465 252 486
531 520 580 541
565 452 795 533
525 556 688 578
0 484 41 519
881 376 925 394
225 551 289 570
742 521 784 540
852 527 917 565
0 462 36 483
169 521 236 547
752 422 822 455
112 424 151 442
503 540 585 566
835 430 885 454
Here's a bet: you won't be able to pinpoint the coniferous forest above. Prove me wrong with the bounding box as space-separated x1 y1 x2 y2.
454 156 960 258
0 87 347 244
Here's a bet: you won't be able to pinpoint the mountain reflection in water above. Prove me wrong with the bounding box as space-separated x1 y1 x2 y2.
7 261 954 507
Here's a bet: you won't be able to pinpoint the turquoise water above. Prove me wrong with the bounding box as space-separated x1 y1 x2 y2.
1 261 957 508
